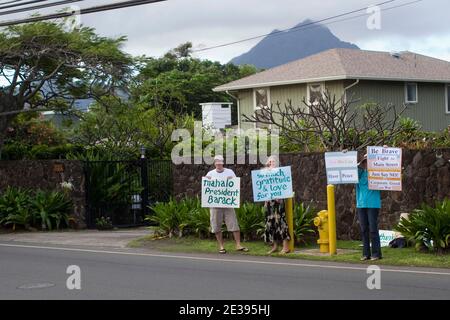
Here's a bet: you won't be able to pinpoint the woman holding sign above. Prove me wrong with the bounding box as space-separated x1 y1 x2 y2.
356 152 382 261
263 156 291 254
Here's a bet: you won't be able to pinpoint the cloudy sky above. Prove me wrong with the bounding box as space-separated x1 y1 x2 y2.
5 0 450 62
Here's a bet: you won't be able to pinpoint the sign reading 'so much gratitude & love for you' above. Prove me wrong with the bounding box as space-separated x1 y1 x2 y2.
251 166 293 202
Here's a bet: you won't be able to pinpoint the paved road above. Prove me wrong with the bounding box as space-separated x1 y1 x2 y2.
1 242 449 300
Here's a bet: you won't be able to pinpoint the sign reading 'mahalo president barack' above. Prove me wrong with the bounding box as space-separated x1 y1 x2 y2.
201 177 240 208
251 166 293 202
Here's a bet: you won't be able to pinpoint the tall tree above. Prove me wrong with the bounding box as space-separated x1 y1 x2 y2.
0 21 132 150
133 43 259 117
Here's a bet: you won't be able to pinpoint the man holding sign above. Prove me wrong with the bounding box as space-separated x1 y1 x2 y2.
204 155 248 254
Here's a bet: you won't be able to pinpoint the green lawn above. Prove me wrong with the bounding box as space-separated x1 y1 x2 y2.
128 234 450 269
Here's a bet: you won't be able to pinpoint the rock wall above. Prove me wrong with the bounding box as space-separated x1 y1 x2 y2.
173 149 450 239
0 160 86 228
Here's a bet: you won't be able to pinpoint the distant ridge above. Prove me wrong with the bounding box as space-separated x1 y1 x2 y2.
230 19 359 69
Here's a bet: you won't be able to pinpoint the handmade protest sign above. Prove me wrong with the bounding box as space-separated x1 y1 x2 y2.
367 146 402 191
251 166 293 202
201 177 240 208
324 151 358 184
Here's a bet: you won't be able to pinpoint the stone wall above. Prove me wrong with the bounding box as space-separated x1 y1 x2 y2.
0 160 86 228
173 149 450 240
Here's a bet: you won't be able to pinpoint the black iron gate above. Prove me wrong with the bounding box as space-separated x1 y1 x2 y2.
84 159 173 228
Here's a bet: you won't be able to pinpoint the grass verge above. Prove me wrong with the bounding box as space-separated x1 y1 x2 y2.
128 234 450 269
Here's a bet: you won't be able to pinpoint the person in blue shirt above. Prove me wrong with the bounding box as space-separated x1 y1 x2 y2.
356 153 382 261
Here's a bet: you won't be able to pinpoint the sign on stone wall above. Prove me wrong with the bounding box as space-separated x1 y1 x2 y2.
367 146 402 191
251 166 293 202
201 177 240 208
324 151 358 184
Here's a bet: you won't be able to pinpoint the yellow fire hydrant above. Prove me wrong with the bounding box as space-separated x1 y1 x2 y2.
313 210 329 253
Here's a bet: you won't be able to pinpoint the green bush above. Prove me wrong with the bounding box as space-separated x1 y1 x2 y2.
394 199 450 254
236 202 265 241
95 216 113 230
293 201 316 244
146 198 190 238
0 187 34 230
0 187 72 231
182 197 211 239
31 190 72 230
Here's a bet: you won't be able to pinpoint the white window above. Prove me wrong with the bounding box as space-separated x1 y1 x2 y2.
446 85 450 114
253 88 270 129
307 83 324 105
405 82 418 104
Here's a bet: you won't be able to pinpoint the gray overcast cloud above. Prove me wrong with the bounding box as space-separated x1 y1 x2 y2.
9 0 450 62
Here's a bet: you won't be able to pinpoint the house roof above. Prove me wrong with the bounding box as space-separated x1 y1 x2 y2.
213 48 450 91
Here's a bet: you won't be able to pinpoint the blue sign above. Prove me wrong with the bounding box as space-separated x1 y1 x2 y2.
251 166 293 202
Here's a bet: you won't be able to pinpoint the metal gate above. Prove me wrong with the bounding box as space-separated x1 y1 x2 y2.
84 159 173 228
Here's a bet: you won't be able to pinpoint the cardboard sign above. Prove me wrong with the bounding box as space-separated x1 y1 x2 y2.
201 177 240 208
367 146 402 191
324 151 358 184
251 166 293 202
379 230 396 247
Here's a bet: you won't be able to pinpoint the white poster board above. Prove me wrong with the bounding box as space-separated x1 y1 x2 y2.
251 166 293 202
324 151 358 184
379 230 396 247
367 146 402 191
201 177 240 208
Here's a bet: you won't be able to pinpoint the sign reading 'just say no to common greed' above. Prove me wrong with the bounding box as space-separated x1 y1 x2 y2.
251 166 293 202
201 177 241 208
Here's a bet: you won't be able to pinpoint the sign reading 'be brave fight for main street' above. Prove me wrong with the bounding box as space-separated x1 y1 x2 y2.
201 177 241 208
367 146 402 191
251 166 293 202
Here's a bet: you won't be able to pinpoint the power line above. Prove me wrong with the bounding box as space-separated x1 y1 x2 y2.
0 0 85 17
193 0 425 53
0 0 167 27
0 0 31 6
0 0 47 10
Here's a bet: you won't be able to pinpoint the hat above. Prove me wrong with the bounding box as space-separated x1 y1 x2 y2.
213 155 224 164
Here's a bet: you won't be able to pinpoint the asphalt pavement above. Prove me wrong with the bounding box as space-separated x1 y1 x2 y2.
0 241 449 300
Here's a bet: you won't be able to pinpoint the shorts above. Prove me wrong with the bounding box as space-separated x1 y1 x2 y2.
209 208 240 233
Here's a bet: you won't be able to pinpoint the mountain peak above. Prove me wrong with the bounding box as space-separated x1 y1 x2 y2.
230 20 359 69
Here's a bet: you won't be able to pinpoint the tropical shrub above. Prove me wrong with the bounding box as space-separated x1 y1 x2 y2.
0 187 34 230
236 202 265 241
293 201 316 244
182 197 211 238
31 190 72 230
0 187 72 231
394 199 450 254
146 198 190 238
95 216 113 230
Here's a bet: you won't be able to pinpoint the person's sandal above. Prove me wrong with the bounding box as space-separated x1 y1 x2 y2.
219 249 226 254
280 250 290 254
236 247 249 252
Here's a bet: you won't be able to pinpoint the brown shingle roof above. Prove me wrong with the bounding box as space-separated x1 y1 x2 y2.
213 48 450 91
